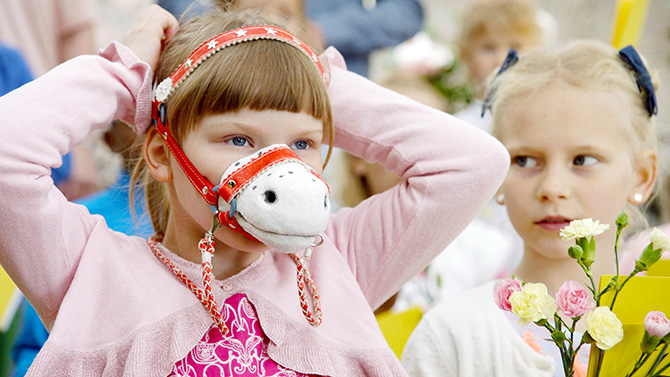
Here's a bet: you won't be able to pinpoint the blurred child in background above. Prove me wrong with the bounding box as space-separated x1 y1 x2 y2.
454 0 547 132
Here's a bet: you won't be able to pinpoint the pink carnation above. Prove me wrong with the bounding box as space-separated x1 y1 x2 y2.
644 311 670 338
556 280 595 318
494 278 522 311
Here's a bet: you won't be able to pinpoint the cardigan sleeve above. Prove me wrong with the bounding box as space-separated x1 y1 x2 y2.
322 47 510 310
0 41 152 321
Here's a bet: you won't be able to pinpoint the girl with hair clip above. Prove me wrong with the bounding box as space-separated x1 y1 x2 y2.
0 3 509 376
402 40 659 377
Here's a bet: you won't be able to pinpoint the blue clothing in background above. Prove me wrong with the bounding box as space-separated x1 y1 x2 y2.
157 0 211 20
10 302 46 377
0 44 73 186
305 0 424 77
50 152 72 186
156 0 424 78
75 170 153 238
0 45 33 95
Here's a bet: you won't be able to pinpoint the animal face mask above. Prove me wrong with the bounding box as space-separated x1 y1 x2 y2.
214 144 330 253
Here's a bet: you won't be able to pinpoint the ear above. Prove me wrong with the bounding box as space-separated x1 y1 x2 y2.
628 149 657 205
143 127 172 182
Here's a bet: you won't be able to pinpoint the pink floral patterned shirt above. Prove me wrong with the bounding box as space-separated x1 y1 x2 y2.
169 293 318 377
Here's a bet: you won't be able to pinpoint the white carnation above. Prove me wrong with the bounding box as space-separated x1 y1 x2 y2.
650 227 670 252
560 219 610 241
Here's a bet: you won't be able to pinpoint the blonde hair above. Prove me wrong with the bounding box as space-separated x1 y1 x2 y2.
488 39 659 232
132 4 333 240
458 0 543 48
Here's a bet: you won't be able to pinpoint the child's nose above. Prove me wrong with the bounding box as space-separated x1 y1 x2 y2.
536 166 571 202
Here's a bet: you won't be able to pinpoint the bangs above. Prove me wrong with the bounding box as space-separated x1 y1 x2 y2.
168 40 331 142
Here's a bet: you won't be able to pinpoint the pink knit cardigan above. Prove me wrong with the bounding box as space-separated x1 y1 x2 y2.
0 42 509 376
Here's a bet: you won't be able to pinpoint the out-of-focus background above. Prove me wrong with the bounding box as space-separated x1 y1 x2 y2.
0 0 668 374
372 0 670 222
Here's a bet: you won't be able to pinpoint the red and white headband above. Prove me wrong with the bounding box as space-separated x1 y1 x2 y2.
152 25 327 105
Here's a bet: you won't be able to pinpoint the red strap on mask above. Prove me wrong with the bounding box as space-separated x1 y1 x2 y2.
152 103 219 206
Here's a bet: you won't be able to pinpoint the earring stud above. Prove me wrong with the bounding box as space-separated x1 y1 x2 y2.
633 192 644 203
496 193 505 204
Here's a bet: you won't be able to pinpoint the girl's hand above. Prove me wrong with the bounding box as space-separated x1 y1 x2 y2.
122 5 179 72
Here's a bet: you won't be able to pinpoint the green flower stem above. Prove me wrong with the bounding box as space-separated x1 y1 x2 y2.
649 343 669 376
542 321 574 376
614 219 622 278
626 352 651 377
609 271 637 311
594 349 605 377
578 260 599 305
573 339 585 355
597 284 613 302
651 360 669 377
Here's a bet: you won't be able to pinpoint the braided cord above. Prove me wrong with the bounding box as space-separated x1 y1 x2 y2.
148 237 228 336
148 237 322 332
290 252 322 326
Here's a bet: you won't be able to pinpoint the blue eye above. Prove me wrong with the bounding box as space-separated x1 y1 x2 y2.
227 136 250 147
292 140 310 150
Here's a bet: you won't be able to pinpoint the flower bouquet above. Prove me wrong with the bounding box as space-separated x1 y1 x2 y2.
494 213 670 377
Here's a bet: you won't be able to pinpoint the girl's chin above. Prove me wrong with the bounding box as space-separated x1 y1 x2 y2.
525 240 572 259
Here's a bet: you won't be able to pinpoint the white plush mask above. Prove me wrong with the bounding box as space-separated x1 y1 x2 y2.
215 144 330 253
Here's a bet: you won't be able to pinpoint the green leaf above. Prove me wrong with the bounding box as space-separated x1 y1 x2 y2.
637 244 662 271
580 237 596 268
642 332 662 353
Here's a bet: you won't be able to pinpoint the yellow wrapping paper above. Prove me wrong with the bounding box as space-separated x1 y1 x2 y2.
587 275 670 376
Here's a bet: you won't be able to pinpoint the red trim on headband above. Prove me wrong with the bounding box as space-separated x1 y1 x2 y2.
153 25 327 103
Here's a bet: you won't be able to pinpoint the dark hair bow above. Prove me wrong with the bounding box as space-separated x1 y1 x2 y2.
481 49 519 117
619 45 657 117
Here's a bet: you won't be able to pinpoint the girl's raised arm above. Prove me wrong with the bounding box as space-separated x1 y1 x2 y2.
0 7 172 324
324 48 510 309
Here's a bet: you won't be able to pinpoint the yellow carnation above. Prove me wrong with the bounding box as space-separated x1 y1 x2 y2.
510 283 557 326
585 306 624 350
